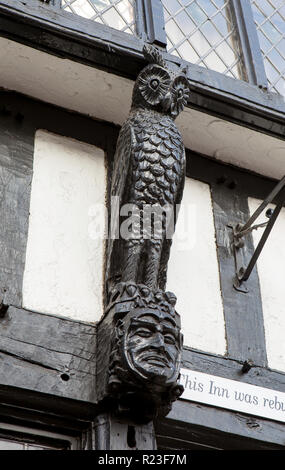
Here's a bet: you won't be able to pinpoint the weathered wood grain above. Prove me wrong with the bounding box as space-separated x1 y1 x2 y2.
210 184 267 365
0 105 33 307
0 305 97 404
182 348 285 393
156 400 285 449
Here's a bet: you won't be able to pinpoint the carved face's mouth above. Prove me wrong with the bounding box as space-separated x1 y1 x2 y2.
138 353 170 367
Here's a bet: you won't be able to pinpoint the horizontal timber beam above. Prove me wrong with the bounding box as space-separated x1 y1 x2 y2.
0 304 284 447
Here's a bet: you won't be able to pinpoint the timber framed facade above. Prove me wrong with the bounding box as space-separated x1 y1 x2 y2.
0 0 285 451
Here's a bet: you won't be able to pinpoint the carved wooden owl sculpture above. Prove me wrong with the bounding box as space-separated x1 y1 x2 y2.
106 45 190 298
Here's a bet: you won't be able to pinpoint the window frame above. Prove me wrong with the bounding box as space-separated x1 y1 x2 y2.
0 422 81 450
56 0 270 88
152 0 270 89
32 0 285 113
58 0 167 45
230 0 268 88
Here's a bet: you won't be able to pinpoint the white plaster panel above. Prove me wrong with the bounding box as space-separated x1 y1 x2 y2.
22 130 106 322
167 178 226 355
2 38 285 180
0 38 132 127
248 197 285 373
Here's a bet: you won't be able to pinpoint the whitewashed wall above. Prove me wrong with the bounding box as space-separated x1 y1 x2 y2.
23 137 226 350
22 130 106 323
248 197 285 373
167 178 226 355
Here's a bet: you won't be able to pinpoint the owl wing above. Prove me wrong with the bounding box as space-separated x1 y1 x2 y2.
105 121 136 287
175 146 186 208
158 139 186 291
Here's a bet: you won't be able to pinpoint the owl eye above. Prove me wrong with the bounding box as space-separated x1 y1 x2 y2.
150 79 160 90
170 76 190 117
138 65 171 105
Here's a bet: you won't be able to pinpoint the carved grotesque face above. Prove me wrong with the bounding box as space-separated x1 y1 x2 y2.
123 307 182 384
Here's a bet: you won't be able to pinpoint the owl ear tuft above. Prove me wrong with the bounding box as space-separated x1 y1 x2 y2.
142 44 166 68
181 65 189 75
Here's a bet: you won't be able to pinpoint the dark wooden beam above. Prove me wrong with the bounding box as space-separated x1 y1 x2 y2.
0 303 285 446
0 0 145 79
182 348 285 394
210 184 267 365
154 348 285 449
185 148 278 201
0 305 97 404
156 401 285 449
0 402 90 435
0 102 34 308
156 349 285 450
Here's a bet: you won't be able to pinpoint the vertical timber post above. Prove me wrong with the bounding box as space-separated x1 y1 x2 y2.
94 414 157 450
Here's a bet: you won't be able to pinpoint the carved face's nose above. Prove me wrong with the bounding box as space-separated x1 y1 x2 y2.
152 332 166 350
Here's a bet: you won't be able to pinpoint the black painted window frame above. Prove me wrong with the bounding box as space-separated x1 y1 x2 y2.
52 0 167 45
1 0 285 129
31 0 285 118
53 0 269 88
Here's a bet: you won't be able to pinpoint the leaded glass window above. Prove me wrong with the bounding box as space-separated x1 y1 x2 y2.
251 0 285 95
61 0 135 34
161 0 244 79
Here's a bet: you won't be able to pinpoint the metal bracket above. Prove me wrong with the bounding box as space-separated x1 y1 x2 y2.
230 175 285 293
228 222 249 293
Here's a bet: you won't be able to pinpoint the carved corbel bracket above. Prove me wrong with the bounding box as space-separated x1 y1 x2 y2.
99 45 188 423
96 282 184 424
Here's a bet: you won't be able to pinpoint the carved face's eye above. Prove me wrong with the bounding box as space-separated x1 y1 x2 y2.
135 328 153 338
164 334 176 345
138 65 171 105
170 76 190 117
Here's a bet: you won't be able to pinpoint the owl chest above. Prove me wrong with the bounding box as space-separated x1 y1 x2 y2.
129 116 184 205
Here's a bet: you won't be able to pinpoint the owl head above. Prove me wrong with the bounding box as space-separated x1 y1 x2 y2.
131 45 190 119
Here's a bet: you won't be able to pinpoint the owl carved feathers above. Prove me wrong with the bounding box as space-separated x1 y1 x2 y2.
106 45 190 299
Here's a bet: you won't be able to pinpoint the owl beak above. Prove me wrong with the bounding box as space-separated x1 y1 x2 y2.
161 92 172 112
